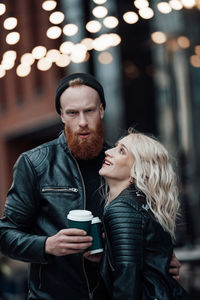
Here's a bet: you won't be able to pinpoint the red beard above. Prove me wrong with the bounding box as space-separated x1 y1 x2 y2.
65 122 104 160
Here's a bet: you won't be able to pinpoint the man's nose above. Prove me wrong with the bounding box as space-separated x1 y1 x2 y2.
79 113 88 127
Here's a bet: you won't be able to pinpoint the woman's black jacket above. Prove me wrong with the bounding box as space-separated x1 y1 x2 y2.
100 186 190 300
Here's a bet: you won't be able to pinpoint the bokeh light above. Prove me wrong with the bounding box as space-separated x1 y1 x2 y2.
103 16 119 29
177 36 190 49
123 11 139 24
37 57 52 71
98 52 113 64
86 20 102 33
42 0 57 11
157 2 172 14
6 32 20 45
16 64 31 77
151 31 167 44
4 17 18 30
63 24 78 36
49 11 65 24
0 3 6 16
92 6 108 18
32 46 47 59
46 26 62 39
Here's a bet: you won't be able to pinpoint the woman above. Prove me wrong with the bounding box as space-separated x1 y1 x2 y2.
98 130 190 300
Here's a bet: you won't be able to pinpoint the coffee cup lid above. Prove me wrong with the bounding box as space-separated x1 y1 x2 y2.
67 210 93 221
91 217 101 224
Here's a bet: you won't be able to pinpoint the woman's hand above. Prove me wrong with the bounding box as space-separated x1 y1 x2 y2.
169 253 181 280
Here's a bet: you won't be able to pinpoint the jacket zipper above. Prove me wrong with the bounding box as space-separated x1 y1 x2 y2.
82 257 93 300
41 187 78 193
71 154 91 298
39 264 42 289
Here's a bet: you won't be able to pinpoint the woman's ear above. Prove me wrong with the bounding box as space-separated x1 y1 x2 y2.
129 176 134 184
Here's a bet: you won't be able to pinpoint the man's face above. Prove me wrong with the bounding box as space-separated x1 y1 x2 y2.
60 85 105 159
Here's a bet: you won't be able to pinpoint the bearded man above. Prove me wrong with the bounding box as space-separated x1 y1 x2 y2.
0 73 181 300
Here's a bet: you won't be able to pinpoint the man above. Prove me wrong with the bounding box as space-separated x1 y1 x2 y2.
0 73 180 300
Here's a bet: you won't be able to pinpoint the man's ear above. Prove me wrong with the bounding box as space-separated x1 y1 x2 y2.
60 109 66 124
99 103 104 119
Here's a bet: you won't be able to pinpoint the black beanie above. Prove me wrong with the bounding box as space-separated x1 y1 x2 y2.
55 72 106 114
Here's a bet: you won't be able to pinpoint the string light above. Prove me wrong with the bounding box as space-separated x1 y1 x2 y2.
0 3 6 16
46 49 60 62
6 32 20 45
0 0 200 77
21 53 35 65
60 41 74 55
86 20 102 33
157 2 172 14
181 0 196 9
103 16 119 29
123 11 139 24
32 46 47 59
139 7 154 19
42 0 57 11
177 36 190 48
46 26 62 39
169 0 183 10
16 64 31 77
0 65 6 78
49 11 65 25
98 52 113 64
3 17 18 30
55 54 71 67
93 0 107 4
92 6 108 18
63 24 78 36
134 0 149 9
81 38 94 50
37 57 52 71
151 31 167 44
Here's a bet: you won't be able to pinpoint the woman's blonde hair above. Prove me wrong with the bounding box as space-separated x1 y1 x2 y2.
126 129 180 239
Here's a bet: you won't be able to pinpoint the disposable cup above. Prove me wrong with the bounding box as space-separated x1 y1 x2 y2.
67 210 93 234
88 217 103 254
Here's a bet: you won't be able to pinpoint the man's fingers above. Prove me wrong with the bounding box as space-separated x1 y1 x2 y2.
60 228 88 235
63 242 92 250
60 235 93 243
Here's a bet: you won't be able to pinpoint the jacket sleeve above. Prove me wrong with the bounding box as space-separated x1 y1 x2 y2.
0 154 48 263
104 200 144 300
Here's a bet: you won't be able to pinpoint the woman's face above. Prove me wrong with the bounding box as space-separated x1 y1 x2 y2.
99 136 134 183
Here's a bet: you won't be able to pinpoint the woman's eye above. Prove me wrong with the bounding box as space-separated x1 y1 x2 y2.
119 148 125 154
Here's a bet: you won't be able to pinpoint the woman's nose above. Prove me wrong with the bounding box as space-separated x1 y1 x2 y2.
105 149 112 156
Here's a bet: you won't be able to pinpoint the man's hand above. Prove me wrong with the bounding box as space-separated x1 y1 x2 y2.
83 251 102 263
45 228 93 256
169 253 181 280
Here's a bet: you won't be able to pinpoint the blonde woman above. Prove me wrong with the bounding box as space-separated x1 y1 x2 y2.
98 130 190 300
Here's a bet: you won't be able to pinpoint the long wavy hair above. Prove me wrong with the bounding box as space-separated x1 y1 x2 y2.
124 129 180 239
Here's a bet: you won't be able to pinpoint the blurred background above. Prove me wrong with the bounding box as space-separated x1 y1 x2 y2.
0 0 200 299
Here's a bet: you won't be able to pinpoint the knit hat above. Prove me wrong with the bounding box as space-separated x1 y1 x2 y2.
55 72 106 114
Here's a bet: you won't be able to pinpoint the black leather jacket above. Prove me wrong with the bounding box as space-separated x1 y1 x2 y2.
101 186 190 300
0 132 109 300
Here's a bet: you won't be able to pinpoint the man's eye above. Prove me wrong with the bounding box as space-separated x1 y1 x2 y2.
67 111 77 115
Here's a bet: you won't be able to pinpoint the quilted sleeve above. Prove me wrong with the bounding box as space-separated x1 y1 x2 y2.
0 154 47 263
104 200 144 300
